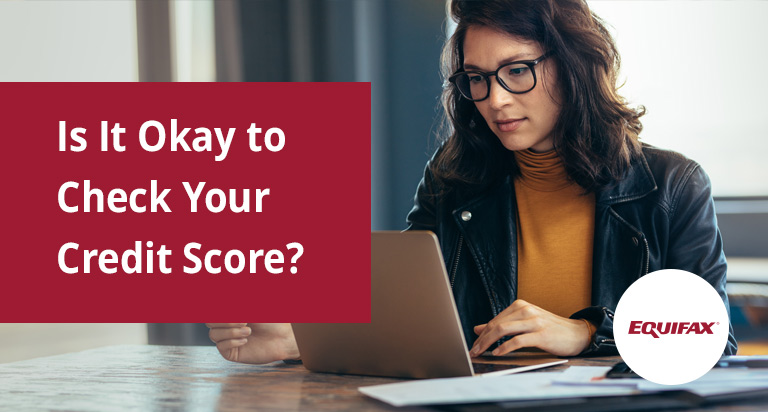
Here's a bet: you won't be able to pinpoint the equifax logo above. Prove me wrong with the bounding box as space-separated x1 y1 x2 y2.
628 321 718 338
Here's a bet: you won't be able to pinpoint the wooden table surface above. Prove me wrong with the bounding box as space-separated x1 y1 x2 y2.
0 345 765 411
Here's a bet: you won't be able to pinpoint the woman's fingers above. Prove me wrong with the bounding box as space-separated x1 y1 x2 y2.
205 323 250 362
473 304 592 357
470 319 537 356
215 337 249 352
491 332 537 356
214 338 249 363
204 323 300 364
208 325 252 343
469 301 542 356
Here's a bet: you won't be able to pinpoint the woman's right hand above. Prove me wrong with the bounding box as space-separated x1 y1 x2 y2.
205 323 300 364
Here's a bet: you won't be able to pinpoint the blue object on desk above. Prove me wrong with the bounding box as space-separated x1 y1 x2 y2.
717 355 768 368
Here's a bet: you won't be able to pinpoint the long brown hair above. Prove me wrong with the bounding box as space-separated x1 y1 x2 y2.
431 0 644 197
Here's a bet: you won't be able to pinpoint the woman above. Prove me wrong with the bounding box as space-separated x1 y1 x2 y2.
208 0 737 363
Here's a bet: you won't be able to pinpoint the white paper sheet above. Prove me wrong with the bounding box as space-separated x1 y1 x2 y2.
358 371 638 407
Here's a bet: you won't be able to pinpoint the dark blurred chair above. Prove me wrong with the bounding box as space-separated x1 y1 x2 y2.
726 258 768 355
147 324 213 346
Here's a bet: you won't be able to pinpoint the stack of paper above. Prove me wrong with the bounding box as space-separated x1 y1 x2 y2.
554 366 768 396
359 366 768 407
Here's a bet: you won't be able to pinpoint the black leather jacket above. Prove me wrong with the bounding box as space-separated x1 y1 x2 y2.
406 144 738 356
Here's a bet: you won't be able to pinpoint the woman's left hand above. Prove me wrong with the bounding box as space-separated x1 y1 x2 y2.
470 299 592 357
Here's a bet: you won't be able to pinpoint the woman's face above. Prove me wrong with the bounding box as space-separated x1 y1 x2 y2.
463 25 561 153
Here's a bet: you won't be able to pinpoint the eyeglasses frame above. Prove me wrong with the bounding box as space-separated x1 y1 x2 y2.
449 51 552 102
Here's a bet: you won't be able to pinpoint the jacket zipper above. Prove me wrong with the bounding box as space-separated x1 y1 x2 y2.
450 235 463 289
632 232 650 278
608 207 650 278
642 236 650 276
489 288 500 316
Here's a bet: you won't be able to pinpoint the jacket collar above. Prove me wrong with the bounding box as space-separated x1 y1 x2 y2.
452 145 658 212
595 147 657 205
453 146 658 212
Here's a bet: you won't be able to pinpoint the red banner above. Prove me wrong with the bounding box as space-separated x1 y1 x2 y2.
1 83 371 322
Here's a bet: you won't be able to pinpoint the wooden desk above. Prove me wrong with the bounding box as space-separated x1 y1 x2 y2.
0 345 764 411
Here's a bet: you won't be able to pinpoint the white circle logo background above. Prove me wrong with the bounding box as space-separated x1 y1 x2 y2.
613 269 729 385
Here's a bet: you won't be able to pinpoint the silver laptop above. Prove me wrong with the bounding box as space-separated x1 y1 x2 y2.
291 231 475 379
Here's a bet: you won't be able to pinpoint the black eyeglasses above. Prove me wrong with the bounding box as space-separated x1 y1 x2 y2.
449 52 552 102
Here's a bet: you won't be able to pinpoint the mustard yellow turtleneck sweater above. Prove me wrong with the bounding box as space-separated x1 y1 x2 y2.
513 149 595 318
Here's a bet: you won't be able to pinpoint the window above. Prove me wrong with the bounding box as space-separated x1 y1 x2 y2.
589 1 768 197
0 1 138 81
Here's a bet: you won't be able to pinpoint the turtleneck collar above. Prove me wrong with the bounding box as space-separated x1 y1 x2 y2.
513 149 571 192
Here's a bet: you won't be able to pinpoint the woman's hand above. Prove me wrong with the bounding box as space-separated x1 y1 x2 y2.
470 300 592 357
205 323 300 364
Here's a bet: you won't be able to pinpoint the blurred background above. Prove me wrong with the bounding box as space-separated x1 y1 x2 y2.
0 0 766 362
